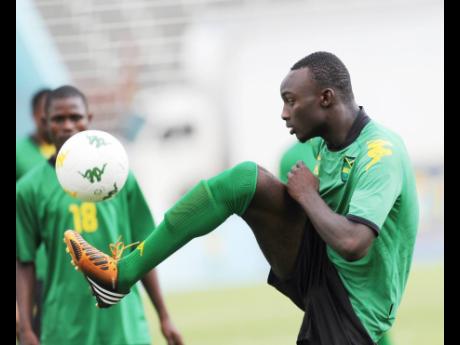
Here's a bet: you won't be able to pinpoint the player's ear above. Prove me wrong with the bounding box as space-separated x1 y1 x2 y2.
320 88 334 108
87 113 94 123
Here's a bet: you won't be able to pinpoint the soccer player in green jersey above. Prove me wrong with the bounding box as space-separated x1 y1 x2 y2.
279 141 397 345
65 52 419 344
16 89 56 180
16 86 184 345
16 88 54 339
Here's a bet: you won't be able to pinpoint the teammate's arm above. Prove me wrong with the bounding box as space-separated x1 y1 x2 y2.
16 301 19 339
16 261 40 345
141 270 184 345
286 161 375 261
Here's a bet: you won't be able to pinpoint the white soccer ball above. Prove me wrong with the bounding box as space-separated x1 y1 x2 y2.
55 130 129 202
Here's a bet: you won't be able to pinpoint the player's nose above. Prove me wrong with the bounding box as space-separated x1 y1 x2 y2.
281 108 290 121
61 117 77 132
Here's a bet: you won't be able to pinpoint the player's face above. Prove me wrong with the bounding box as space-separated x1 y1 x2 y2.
280 68 325 142
47 96 92 151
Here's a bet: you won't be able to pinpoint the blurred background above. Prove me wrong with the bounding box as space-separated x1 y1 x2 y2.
17 0 443 344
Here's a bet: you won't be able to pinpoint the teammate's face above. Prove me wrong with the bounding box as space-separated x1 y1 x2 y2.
280 68 325 142
47 96 92 151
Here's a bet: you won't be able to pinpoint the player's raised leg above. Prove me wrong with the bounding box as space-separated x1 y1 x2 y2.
242 165 307 279
65 161 307 307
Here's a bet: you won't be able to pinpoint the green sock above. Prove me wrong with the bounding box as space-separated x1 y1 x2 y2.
117 161 258 291
377 333 393 345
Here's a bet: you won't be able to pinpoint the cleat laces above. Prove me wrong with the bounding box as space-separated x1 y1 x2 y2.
109 236 139 261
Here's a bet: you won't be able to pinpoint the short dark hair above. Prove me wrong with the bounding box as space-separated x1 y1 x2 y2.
291 52 354 102
31 88 52 113
45 85 88 114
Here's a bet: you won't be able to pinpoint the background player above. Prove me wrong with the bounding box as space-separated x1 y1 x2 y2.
16 85 184 345
16 88 54 339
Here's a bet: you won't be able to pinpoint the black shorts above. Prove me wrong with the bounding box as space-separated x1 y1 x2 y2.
267 220 376 345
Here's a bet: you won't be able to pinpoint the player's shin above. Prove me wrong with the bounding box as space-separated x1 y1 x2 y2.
116 161 258 291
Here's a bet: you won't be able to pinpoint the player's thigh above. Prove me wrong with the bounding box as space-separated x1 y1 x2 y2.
242 165 307 279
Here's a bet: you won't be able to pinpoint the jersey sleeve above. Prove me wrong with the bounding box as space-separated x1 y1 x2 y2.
16 182 40 262
347 139 403 234
125 172 156 242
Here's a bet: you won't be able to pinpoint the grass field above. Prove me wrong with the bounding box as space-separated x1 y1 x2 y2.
143 263 443 345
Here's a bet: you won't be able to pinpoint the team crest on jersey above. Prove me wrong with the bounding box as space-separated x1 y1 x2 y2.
341 156 356 182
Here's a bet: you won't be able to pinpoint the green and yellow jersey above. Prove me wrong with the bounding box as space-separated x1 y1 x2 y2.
16 136 55 181
304 111 419 342
16 159 154 345
16 136 56 282
278 141 317 183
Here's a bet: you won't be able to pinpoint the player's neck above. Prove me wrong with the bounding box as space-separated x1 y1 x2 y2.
31 132 51 146
322 103 361 150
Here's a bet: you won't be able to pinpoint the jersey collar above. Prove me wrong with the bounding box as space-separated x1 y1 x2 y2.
326 106 371 151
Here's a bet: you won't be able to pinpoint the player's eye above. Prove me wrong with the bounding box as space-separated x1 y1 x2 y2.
69 114 84 122
51 116 65 123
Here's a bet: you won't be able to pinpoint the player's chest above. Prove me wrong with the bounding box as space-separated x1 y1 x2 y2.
39 183 128 238
314 150 359 206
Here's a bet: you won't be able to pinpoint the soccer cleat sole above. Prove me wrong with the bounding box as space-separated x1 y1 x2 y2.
85 276 127 308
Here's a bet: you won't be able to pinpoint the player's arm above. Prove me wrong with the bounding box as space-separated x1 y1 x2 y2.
141 270 184 345
16 301 19 339
286 161 375 261
16 180 42 345
16 260 40 345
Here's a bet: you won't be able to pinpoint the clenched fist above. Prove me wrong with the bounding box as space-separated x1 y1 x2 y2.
286 161 319 205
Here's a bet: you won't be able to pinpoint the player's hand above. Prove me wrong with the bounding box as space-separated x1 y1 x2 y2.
286 161 319 205
160 317 185 345
18 328 40 345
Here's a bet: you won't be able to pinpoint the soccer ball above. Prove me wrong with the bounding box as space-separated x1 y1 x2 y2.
55 130 129 202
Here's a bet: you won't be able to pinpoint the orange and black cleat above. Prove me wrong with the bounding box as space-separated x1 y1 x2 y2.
64 230 129 308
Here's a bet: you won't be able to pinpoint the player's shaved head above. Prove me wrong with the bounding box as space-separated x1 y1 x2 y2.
291 52 354 103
